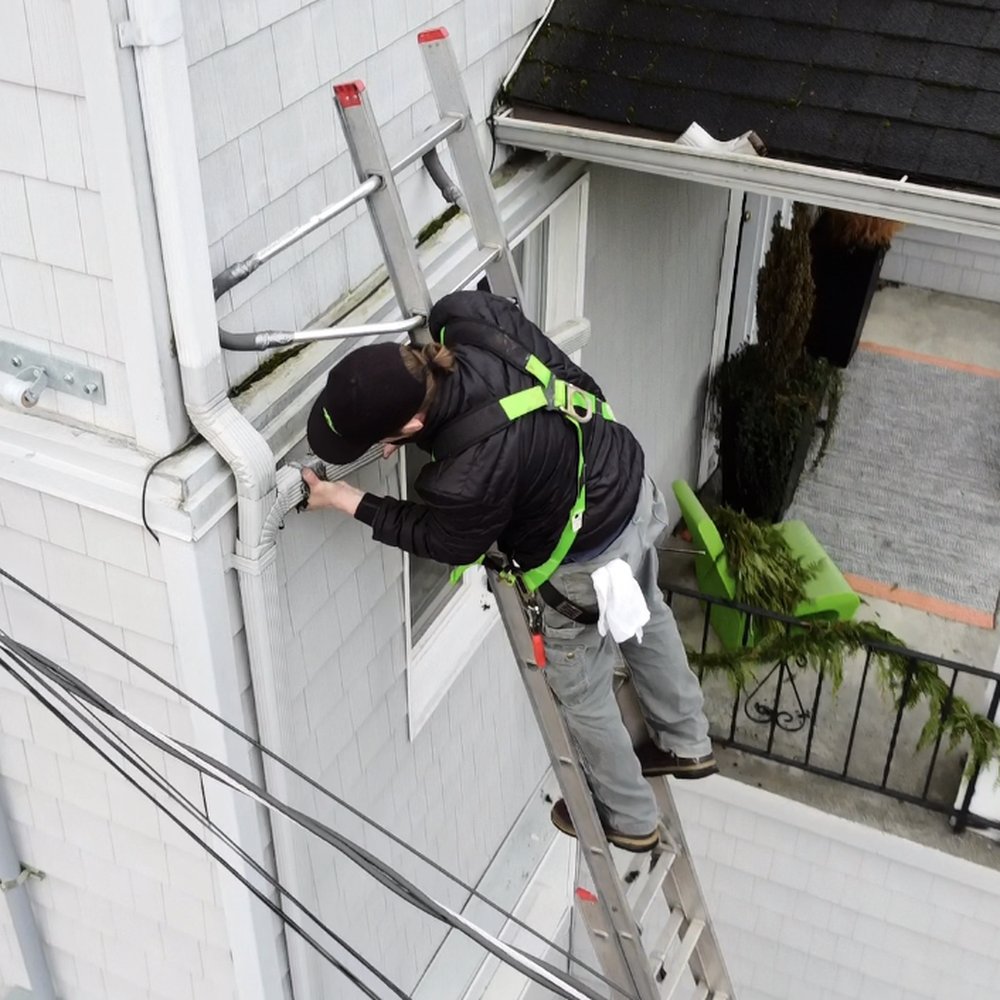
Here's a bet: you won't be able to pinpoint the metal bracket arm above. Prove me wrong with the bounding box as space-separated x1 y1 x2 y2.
0 863 45 893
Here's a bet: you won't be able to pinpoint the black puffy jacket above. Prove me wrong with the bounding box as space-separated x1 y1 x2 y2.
354 291 644 571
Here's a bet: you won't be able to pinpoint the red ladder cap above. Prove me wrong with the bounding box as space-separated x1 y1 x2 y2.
575 888 598 904
418 27 449 43
334 81 365 107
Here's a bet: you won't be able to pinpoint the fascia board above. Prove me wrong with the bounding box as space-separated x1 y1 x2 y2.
0 407 196 539
495 110 1000 241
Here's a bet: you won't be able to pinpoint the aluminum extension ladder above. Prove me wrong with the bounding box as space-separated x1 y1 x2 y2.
332 27 736 1000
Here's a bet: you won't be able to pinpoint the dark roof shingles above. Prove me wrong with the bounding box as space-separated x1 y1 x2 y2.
507 0 1000 192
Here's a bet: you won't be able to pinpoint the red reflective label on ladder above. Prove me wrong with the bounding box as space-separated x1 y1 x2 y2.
418 27 449 43
575 888 598 904
531 633 546 668
334 81 365 107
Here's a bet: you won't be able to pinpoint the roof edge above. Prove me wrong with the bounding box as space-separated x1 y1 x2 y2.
495 107 1000 241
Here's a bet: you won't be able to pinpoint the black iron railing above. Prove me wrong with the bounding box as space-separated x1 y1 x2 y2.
662 581 1000 834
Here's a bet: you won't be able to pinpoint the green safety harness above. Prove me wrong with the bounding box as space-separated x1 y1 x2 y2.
432 321 615 593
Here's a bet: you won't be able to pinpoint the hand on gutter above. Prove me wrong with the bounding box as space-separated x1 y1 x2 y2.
300 467 363 517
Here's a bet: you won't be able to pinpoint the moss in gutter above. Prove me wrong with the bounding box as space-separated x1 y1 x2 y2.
416 204 461 245
229 345 304 398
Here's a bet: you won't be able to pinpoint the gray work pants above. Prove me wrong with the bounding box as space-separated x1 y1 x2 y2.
541 476 711 835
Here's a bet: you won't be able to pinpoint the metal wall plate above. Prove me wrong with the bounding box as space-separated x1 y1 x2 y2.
0 341 106 405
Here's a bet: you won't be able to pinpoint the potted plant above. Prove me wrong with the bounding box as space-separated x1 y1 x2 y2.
712 203 835 522
807 209 905 368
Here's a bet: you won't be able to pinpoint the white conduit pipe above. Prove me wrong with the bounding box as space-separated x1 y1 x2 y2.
0 786 56 999
122 1 314 995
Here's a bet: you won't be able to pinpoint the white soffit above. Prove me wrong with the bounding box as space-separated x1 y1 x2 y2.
495 109 1000 243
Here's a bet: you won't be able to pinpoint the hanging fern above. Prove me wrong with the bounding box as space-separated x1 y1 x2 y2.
687 508 1000 776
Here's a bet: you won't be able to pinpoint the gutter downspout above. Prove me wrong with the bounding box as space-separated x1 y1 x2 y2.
119 1 314 995
0 787 56 1000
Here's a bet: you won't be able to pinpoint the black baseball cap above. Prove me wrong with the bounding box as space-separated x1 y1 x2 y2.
306 342 426 464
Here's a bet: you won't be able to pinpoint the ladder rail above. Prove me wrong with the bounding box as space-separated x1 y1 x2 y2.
488 568 661 1000
419 28 524 304
334 80 434 337
651 780 736 997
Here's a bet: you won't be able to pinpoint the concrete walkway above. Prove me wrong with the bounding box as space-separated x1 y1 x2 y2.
858 284 1000 660
865 283 1000 370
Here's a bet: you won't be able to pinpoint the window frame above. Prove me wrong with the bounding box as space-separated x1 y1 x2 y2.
405 175 590 739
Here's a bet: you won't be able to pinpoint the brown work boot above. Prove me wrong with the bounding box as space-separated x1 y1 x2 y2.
550 799 660 853
638 745 719 779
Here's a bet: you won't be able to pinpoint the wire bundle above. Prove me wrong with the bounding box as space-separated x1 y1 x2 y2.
0 567 638 1000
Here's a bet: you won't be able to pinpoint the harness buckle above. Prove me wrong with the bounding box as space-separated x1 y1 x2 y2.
556 381 594 424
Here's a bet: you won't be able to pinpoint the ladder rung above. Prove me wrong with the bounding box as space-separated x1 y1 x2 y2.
628 850 676 929
433 245 503 297
648 907 684 967
657 919 705 997
392 114 464 174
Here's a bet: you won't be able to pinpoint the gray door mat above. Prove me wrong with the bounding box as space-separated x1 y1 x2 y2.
787 346 1000 621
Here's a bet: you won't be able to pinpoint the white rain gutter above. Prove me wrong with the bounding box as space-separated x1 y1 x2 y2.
118 1 312 996
494 110 1000 241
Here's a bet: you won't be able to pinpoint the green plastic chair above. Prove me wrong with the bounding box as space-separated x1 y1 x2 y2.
671 480 861 650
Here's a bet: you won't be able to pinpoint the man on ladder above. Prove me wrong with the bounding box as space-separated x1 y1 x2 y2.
301 289 716 852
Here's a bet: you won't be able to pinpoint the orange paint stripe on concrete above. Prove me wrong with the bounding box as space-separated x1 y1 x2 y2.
859 341 1000 379
843 573 996 629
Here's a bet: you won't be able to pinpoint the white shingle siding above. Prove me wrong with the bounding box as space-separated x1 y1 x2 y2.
883 224 1000 304
272 7 322 106
674 780 1000 1000
23 0 84 97
259 102 312 200
0 0 34 88
0 171 35 257
0 4 132 432
52 267 106 355
0 512 240 1000
270 460 550 995
0 82 46 179
25 178 86 271
36 90 86 188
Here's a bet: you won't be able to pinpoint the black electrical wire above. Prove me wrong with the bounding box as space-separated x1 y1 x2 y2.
21 657 414 1000
0 647 403 1000
140 432 200 543
1 631 618 1000
0 567 636 999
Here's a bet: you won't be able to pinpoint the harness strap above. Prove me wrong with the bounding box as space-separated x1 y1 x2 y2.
436 322 615 591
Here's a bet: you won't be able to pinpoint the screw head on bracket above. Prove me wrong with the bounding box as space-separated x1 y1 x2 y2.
83 383 98 395
63 373 75 385
10 356 22 368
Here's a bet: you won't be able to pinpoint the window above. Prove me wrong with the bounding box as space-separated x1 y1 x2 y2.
405 176 590 738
